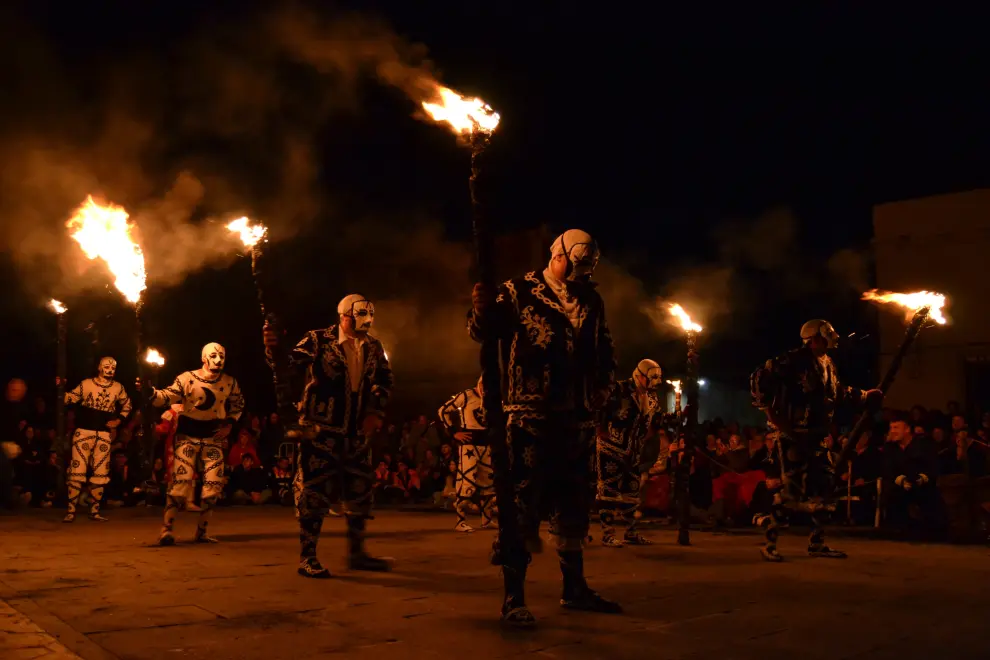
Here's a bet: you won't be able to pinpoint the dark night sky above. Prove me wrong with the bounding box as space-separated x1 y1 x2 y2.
1 2 989 415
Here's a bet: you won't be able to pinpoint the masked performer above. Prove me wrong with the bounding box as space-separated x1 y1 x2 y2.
264 294 393 578
145 343 244 546
438 376 495 533
597 359 663 547
750 319 882 562
63 357 132 522
470 229 621 627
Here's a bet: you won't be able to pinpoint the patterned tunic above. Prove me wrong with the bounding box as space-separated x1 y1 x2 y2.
467 270 616 423
277 325 393 436
437 388 487 444
749 345 865 437
152 371 244 437
65 378 132 430
599 378 662 474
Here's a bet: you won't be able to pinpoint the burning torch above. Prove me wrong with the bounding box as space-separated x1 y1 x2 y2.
419 84 522 563
667 379 682 415
667 303 703 546
49 299 68 453
66 196 150 454
831 289 947 489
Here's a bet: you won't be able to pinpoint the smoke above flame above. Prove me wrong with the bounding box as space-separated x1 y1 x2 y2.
66 196 146 304
862 289 947 325
420 84 500 136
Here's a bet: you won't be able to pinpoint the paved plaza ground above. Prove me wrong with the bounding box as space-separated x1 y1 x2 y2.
0 507 987 659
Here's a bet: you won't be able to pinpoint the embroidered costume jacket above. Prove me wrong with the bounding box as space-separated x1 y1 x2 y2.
600 378 662 473
750 345 866 437
152 371 245 437
65 378 132 431
468 270 616 423
277 324 393 436
438 388 487 445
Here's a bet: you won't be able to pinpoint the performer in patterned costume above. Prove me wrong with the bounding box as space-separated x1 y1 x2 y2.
749 319 882 562
145 343 244 546
597 359 663 547
63 357 132 522
264 294 393 578
438 377 495 532
469 228 622 627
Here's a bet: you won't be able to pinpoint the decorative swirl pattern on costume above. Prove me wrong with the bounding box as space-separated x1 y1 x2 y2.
519 306 553 349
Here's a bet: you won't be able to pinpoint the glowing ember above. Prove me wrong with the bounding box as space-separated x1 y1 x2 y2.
421 85 500 136
226 217 267 248
669 303 703 333
67 196 146 304
862 289 947 325
144 348 165 367
667 379 682 394
49 299 67 314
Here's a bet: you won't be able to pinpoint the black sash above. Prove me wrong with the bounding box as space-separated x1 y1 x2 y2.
74 406 117 431
177 416 222 438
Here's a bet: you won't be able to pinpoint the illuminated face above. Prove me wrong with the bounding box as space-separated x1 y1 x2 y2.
634 359 663 391
98 357 117 380
201 343 226 375
348 300 375 333
565 241 600 282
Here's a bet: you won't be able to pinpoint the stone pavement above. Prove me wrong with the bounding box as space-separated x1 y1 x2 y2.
0 507 987 659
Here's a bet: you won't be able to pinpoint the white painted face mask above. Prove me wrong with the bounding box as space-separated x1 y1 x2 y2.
635 359 663 390
201 342 226 375
550 229 600 282
338 294 375 333
98 357 117 381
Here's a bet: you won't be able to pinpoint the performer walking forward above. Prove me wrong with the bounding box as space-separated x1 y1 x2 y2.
438 377 495 533
63 357 132 522
749 319 882 562
144 343 244 546
264 294 393 578
470 228 621 626
597 359 663 547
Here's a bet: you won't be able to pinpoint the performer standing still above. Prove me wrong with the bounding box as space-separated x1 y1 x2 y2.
438 377 495 533
264 294 393 578
144 343 244 545
469 229 621 626
63 357 132 522
749 319 882 562
597 359 663 547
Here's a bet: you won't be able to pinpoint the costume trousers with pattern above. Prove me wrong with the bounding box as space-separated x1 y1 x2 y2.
507 416 595 552
762 433 833 551
162 435 225 533
66 428 112 516
455 444 495 525
596 442 642 540
296 429 374 559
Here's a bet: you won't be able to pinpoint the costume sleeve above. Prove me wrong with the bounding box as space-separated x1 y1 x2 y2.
595 298 618 395
116 385 133 419
64 381 83 405
367 342 394 417
226 379 245 421
836 372 867 411
152 375 186 408
437 392 463 431
269 331 319 373
468 280 516 343
750 357 784 413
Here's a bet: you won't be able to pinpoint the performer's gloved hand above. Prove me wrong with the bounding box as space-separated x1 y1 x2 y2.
916 473 929 486
895 475 912 491
865 389 884 409
471 283 494 316
106 419 121 429
453 431 472 444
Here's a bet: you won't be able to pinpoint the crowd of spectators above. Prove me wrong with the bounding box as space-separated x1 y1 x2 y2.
3 376 989 540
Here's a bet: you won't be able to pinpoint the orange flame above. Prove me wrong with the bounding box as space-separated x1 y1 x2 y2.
862 289 947 325
667 379 682 394
421 84 500 136
668 303 703 333
67 196 146 304
226 216 267 248
144 348 165 367
49 299 66 314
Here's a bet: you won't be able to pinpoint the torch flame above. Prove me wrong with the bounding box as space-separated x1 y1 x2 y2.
49 299 67 315
667 379 682 394
862 289 947 325
144 348 165 367
668 304 703 333
226 217 267 248
421 84 500 136
67 196 146 304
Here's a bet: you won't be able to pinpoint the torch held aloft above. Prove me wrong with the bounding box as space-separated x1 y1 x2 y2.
676 330 700 545
831 307 931 489
55 312 67 453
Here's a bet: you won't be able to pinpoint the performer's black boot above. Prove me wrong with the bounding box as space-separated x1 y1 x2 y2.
807 523 846 559
346 515 391 572
500 560 535 628
558 550 623 614
298 514 331 578
756 513 783 562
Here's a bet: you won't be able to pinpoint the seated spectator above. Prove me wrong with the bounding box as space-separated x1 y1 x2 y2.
883 415 942 535
386 459 420 503
418 448 443 495
373 460 391 499
105 451 141 507
227 429 260 469
141 456 167 506
839 431 880 524
229 454 270 505
270 456 294 506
